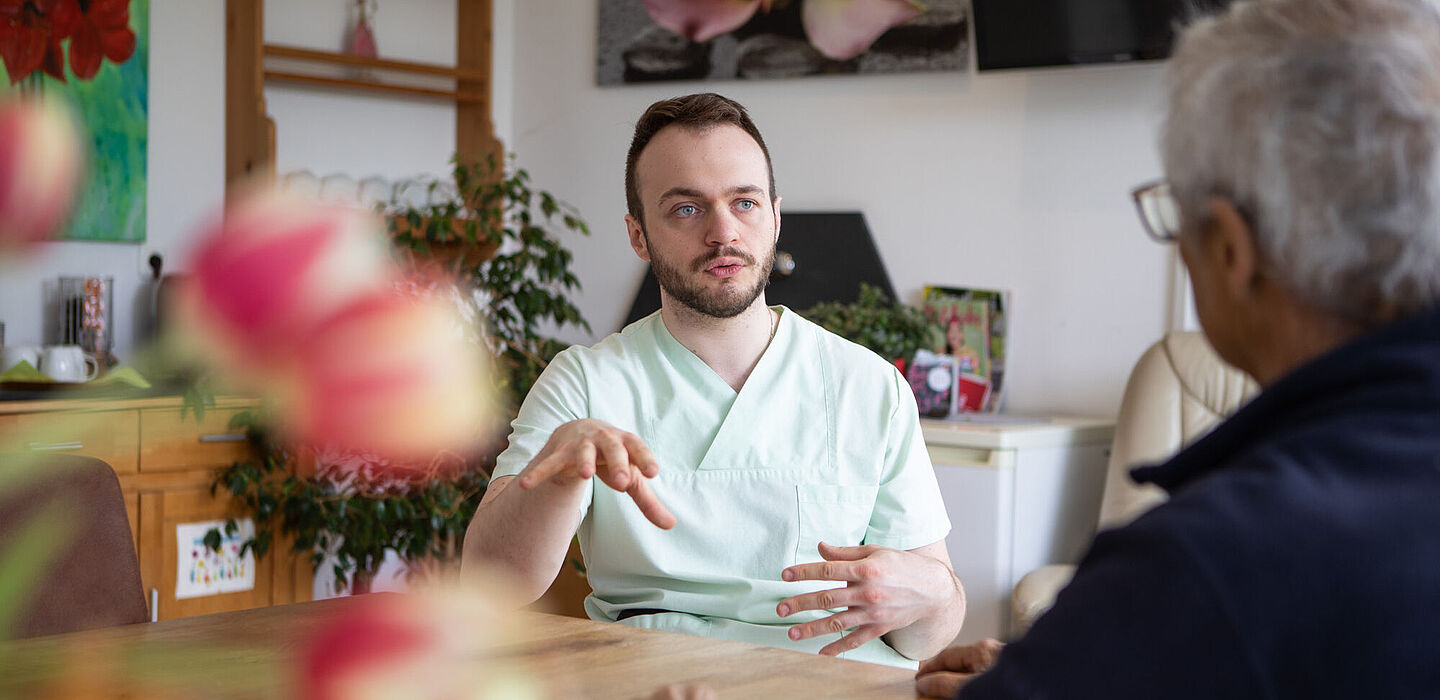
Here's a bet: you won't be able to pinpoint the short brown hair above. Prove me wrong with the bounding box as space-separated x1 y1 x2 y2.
625 93 777 228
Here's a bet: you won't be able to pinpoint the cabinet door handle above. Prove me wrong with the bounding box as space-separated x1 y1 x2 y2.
198 433 247 443
150 588 158 622
28 441 84 452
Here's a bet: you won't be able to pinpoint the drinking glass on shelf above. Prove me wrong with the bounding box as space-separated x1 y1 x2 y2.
282 170 321 201
319 173 360 207
58 275 113 366
428 180 460 208
358 176 392 213
394 176 434 211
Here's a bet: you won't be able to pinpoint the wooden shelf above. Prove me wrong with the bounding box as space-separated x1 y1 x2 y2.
263 70 487 103
264 44 488 81
262 44 487 103
226 0 500 191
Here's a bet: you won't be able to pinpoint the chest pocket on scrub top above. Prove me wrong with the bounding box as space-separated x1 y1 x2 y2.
794 484 878 565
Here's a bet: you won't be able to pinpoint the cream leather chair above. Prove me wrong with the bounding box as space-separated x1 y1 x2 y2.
1010 331 1257 634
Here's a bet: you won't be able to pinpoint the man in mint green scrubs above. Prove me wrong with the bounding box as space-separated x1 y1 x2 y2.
463 93 965 669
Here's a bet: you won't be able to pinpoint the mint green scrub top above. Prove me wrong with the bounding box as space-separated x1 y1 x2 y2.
492 307 952 668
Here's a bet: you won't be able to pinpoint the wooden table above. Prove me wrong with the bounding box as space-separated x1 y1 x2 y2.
0 595 922 699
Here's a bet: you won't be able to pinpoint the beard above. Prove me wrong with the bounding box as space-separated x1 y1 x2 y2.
648 236 775 319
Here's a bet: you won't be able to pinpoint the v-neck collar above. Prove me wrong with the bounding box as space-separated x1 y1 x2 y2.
653 306 789 398
652 307 795 471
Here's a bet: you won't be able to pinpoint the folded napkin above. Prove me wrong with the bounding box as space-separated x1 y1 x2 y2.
0 360 53 383
91 366 152 389
0 361 152 388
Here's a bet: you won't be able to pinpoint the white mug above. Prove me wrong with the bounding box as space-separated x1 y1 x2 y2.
1 344 42 373
40 345 99 382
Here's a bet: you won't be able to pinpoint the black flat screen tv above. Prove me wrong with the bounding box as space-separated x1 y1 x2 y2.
973 0 1233 71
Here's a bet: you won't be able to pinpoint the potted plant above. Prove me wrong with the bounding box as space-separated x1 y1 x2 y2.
206 154 591 593
800 283 939 373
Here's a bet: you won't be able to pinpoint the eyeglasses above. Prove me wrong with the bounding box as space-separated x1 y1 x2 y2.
1131 180 1182 243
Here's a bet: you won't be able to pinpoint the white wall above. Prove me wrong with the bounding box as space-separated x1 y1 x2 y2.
504 2 1179 417
264 0 460 181
0 0 225 359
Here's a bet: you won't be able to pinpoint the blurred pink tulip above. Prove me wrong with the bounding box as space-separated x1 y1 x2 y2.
640 0 764 43
0 95 84 256
179 191 395 374
300 594 439 700
282 289 489 460
298 588 539 700
803 0 923 60
179 191 492 464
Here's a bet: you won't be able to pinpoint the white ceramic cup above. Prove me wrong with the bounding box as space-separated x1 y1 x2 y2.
40 344 99 382
1 344 42 373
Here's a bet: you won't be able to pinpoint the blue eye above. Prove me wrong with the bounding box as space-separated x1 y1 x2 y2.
736 200 756 211
676 205 698 217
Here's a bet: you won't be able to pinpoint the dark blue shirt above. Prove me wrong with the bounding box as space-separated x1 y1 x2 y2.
960 309 1440 699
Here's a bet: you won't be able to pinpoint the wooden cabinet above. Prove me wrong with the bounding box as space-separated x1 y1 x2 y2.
138 406 252 473
0 396 313 621
924 417 1115 644
13 408 139 474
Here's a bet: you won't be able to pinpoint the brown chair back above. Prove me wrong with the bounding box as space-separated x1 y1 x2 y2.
0 454 147 638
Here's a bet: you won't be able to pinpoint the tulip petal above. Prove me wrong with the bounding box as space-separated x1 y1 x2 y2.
802 0 924 60
289 291 488 459
0 97 84 253
180 192 395 375
641 0 761 43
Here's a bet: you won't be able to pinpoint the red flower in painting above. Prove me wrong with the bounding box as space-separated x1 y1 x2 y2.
0 0 131 84
67 0 133 80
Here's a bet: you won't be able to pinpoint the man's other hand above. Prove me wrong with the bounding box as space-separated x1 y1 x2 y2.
777 542 959 656
914 639 1005 697
516 419 676 529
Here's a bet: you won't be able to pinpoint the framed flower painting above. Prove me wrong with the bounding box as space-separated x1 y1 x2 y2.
1 0 149 243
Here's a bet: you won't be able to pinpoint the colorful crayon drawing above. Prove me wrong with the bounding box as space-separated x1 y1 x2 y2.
175 519 256 600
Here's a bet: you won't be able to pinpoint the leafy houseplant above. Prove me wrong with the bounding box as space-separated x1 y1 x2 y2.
390 154 592 414
207 154 591 592
207 415 488 593
800 283 939 371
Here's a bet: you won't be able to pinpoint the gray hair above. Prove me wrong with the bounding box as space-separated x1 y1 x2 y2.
1162 0 1440 325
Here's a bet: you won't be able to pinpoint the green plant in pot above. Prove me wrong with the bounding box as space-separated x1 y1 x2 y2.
207 154 591 593
800 283 939 372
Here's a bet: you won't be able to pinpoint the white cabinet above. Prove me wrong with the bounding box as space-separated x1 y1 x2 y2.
924 417 1115 644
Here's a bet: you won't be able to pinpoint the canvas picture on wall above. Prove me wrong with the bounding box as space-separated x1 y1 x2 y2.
597 0 969 85
1 0 149 243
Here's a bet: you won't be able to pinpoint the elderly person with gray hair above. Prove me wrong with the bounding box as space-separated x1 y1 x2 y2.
914 0 1440 697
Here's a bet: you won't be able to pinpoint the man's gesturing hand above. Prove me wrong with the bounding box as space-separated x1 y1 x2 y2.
516 419 676 529
914 639 1005 697
776 542 959 656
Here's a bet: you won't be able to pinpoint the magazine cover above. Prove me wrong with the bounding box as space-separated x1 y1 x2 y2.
906 349 956 418
923 286 1010 413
